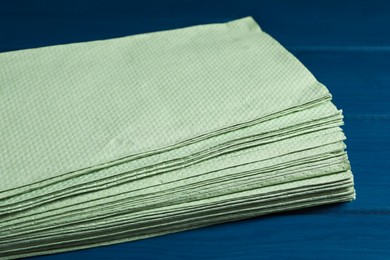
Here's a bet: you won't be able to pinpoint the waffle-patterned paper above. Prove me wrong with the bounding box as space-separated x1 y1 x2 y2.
0 17 355 259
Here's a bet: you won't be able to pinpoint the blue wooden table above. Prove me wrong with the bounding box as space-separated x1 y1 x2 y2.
1 0 389 259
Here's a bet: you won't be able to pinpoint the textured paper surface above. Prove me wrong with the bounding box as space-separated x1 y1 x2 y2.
0 17 330 193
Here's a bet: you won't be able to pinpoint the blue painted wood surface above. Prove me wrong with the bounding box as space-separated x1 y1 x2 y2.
1 0 389 259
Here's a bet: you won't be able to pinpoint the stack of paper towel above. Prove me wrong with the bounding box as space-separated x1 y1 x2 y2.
0 17 355 258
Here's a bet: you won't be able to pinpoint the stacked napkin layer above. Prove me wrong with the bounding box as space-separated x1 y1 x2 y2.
0 17 355 259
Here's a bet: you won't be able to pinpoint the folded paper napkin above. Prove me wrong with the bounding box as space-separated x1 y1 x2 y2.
0 17 355 259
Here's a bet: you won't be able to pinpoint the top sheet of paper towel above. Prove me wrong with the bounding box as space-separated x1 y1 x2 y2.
0 17 329 192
